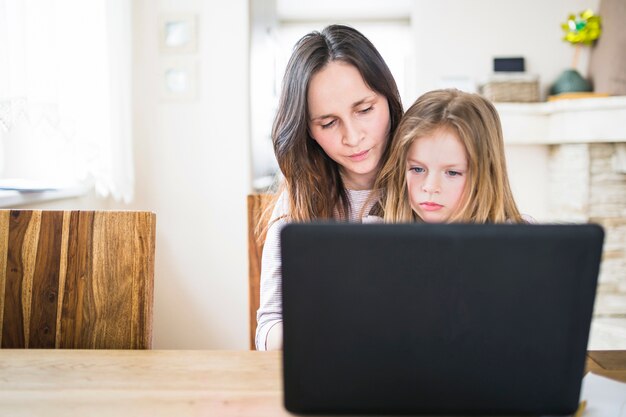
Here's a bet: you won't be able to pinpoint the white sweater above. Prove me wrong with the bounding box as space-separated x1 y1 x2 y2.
255 189 377 350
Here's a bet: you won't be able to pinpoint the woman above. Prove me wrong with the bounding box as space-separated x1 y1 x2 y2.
256 24 403 350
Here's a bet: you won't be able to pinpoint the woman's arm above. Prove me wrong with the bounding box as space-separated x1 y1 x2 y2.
265 322 283 351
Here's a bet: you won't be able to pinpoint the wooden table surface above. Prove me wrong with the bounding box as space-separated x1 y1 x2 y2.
0 350 624 417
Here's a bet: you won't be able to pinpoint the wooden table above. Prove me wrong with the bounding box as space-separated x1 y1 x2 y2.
586 350 626 383
0 350 624 417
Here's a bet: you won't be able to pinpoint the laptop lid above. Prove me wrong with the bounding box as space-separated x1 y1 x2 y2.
281 223 604 415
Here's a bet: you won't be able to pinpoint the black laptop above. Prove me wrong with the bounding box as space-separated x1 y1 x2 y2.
281 223 604 415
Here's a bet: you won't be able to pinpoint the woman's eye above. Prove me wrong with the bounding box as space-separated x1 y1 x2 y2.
359 106 373 114
321 120 336 129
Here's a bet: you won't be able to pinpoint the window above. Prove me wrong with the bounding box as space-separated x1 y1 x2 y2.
0 0 133 202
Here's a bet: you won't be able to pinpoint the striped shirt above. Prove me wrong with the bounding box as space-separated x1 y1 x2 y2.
255 189 378 350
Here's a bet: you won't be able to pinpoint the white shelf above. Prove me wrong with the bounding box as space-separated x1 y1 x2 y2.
496 96 626 145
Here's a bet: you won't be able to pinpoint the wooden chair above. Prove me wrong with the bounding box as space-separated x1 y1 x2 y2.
0 210 156 349
247 194 274 350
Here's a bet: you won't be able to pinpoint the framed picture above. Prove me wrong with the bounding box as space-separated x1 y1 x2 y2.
159 13 198 54
160 58 199 101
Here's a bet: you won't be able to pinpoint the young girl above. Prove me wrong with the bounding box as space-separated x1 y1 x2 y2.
256 25 403 351
375 88 525 224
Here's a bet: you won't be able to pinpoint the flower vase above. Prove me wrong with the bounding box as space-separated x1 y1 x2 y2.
550 69 592 95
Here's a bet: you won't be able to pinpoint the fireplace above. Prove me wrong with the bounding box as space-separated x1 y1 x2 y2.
497 96 626 346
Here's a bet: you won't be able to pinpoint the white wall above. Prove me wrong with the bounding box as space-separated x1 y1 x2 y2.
129 0 250 349
17 0 251 350
410 0 600 99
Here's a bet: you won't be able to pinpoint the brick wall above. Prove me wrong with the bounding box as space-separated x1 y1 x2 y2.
549 143 626 317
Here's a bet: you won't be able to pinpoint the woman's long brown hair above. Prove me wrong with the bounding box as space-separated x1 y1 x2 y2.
270 24 403 223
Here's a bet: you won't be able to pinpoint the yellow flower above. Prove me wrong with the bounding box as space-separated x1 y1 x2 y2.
560 9 602 46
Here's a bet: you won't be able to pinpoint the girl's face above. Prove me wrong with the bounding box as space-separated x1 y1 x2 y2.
307 61 390 190
405 127 468 223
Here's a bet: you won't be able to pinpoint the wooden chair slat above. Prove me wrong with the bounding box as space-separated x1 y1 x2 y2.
0 210 156 349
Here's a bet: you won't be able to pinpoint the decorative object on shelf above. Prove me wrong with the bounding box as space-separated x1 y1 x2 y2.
493 57 525 73
550 9 602 96
551 69 591 95
482 74 540 103
481 57 540 103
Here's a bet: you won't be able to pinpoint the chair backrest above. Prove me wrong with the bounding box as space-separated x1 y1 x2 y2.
247 194 274 350
0 210 156 349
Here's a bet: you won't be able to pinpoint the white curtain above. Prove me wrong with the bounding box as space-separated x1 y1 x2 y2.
0 0 133 202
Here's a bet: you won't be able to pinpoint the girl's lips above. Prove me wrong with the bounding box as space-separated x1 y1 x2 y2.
420 202 443 211
348 149 369 162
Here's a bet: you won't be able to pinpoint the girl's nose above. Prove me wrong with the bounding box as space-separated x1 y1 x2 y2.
422 175 440 194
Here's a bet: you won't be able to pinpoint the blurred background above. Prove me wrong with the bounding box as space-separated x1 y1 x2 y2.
2 0 625 350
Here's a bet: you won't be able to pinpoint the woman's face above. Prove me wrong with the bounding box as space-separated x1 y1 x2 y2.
307 61 390 190
405 127 468 223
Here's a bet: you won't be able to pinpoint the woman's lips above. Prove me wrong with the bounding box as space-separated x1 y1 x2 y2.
348 149 369 162
419 202 443 211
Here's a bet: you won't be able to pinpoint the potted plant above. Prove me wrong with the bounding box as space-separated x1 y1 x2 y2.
550 9 602 96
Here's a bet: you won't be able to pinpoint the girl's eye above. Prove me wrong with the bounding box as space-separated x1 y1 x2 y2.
409 167 425 174
447 170 462 177
321 120 336 129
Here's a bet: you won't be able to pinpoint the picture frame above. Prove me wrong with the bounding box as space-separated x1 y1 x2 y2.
160 57 199 101
159 13 198 54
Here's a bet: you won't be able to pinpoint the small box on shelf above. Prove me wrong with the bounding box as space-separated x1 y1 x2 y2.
481 57 540 103
481 73 540 103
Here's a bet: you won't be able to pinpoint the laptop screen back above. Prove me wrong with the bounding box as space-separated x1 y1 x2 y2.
281 223 603 415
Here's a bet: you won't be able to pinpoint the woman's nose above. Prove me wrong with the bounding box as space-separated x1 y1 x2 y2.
341 120 363 147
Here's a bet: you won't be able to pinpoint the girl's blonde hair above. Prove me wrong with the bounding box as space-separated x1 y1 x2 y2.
374 89 523 223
